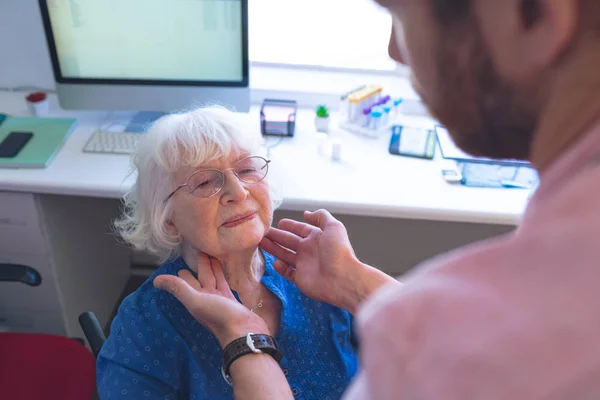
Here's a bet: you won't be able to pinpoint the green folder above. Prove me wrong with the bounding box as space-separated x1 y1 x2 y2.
0 116 77 168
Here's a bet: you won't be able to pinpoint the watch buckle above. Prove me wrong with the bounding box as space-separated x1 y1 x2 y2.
246 333 263 354
221 366 233 387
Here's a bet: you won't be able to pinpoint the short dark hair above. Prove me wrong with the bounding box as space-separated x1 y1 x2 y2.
431 0 472 23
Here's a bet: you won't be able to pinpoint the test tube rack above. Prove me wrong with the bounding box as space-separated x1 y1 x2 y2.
339 84 402 138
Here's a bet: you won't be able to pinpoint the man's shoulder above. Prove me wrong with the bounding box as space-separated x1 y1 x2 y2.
355 234 522 341
355 208 600 398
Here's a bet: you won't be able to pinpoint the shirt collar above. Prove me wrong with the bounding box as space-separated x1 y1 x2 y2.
170 249 289 309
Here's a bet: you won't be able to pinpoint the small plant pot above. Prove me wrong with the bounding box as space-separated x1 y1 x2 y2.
315 116 330 133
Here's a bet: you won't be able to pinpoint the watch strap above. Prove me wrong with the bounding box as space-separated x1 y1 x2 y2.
221 333 282 386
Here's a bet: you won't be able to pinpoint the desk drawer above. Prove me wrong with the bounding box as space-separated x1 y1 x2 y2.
0 192 48 256
0 253 61 313
0 309 66 336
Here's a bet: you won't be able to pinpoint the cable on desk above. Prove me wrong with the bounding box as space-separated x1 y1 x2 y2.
262 136 285 158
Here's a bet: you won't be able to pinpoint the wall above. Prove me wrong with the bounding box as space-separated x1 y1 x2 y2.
0 0 55 90
275 210 513 277
132 207 514 278
0 0 418 114
2 1 514 277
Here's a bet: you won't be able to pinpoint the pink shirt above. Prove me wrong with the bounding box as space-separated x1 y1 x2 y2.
345 118 600 400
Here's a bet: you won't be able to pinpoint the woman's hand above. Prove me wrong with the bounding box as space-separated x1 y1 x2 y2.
260 209 397 314
153 253 268 348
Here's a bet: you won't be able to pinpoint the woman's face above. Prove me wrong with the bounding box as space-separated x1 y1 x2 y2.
166 151 273 258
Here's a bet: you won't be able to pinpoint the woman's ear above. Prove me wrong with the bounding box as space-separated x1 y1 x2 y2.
164 219 179 237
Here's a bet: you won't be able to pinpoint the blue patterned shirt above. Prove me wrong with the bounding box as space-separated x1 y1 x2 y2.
97 251 359 399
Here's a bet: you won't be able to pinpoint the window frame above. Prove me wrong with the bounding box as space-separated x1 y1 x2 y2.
248 62 412 109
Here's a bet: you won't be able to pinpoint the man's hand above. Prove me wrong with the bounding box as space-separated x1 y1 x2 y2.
260 209 397 314
153 253 268 348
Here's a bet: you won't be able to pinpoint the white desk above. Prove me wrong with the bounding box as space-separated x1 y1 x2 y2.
0 92 530 225
0 91 528 338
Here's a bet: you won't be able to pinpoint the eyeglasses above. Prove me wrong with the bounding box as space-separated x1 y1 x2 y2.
164 156 271 202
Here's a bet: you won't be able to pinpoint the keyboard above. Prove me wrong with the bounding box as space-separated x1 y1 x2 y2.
83 131 143 154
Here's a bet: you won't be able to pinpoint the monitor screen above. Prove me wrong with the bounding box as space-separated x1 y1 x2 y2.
435 125 531 166
42 0 247 86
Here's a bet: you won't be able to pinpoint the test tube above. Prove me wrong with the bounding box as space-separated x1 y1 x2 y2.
362 107 371 127
383 105 392 124
370 108 383 130
393 98 403 117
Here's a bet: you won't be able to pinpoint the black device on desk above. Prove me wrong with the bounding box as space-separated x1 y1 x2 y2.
260 99 297 137
389 125 436 160
0 131 34 158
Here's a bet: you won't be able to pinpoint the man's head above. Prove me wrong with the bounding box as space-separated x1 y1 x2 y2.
377 0 600 160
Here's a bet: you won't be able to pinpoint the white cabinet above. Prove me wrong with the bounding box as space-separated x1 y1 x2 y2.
0 191 48 256
0 192 62 334
0 253 62 315
0 191 131 339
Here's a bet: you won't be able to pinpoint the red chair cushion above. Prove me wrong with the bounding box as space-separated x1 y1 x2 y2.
0 332 96 400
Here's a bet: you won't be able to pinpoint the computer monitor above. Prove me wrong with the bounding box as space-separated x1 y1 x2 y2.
38 0 250 113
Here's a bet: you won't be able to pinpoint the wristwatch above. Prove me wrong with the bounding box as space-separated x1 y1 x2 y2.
221 333 283 386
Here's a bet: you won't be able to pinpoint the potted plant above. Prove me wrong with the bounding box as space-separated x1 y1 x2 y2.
315 105 330 133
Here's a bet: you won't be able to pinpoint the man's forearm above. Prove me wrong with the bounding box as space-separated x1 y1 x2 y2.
341 261 400 315
230 353 293 400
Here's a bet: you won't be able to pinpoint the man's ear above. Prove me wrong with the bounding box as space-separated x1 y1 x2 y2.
476 0 579 82
519 0 578 67
388 18 405 64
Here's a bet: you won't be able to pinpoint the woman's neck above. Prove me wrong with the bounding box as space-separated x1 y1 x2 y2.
181 245 266 310
218 248 265 294
181 243 265 290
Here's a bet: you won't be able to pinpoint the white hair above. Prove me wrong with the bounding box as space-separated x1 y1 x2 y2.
114 105 282 263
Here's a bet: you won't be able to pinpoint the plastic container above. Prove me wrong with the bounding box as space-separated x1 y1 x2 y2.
383 105 392 124
360 107 371 127
369 108 383 130
393 98 403 117
25 92 49 116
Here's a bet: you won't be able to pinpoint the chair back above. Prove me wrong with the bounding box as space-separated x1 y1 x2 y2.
79 311 107 358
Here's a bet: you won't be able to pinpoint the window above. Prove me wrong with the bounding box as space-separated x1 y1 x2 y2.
248 0 395 72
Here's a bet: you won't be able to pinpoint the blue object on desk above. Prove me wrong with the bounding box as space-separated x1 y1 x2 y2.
389 125 436 160
0 116 77 168
124 111 166 133
458 162 539 188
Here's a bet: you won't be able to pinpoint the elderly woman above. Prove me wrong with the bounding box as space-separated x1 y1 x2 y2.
96 106 359 399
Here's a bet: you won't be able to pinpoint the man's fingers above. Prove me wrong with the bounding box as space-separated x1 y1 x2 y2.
196 252 216 288
304 209 337 230
259 236 297 266
153 275 199 308
277 219 314 238
210 257 230 293
264 227 301 250
178 269 202 290
273 260 296 283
